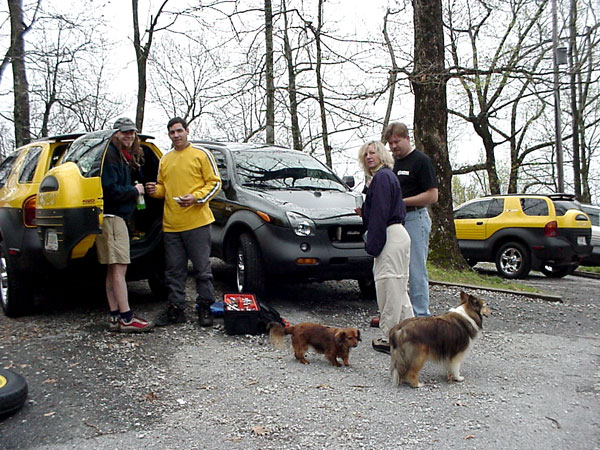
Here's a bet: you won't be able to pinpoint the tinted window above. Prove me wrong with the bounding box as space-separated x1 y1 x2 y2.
454 200 492 219
486 198 504 217
521 198 548 216
0 155 17 187
19 146 42 183
582 206 600 226
211 149 228 182
553 200 581 216
234 149 345 192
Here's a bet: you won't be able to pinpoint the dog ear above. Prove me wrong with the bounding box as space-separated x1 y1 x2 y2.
357 329 361 341
460 291 469 304
335 330 347 344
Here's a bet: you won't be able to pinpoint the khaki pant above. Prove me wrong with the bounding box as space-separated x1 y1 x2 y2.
96 216 130 265
373 223 413 341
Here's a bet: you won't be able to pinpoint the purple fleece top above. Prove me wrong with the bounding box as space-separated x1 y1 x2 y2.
362 166 406 257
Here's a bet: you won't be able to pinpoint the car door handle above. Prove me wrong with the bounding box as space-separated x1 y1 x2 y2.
476 221 483 225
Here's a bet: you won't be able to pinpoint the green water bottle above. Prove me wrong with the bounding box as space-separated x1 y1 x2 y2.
135 181 146 210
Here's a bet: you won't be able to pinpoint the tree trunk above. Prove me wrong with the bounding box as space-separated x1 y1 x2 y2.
8 0 31 146
131 0 169 131
569 0 581 199
265 0 275 144
313 0 331 167
282 1 302 151
381 9 397 141
412 0 465 270
132 0 146 130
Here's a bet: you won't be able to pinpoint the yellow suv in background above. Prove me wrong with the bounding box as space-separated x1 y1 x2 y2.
0 134 82 316
0 130 165 317
454 194 592 279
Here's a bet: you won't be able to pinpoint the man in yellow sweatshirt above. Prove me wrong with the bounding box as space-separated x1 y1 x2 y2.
146 117 221 327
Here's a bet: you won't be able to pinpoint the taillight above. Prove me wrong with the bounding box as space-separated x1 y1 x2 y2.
23 195 36 227
544 221 558 237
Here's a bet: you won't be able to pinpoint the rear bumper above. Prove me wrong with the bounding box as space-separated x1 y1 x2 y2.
530 237 592 268
36 207 101 269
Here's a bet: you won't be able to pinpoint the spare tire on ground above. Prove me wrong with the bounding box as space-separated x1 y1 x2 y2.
0 368 28 418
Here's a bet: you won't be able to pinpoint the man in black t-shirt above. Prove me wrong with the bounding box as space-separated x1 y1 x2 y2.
384 122 438 316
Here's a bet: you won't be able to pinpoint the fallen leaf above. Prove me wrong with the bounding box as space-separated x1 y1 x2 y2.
251 425 269 436
44 412 56 417
144 392 158 401
43 378 58 384
465 434 475 440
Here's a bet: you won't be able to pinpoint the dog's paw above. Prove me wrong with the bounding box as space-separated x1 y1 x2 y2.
448 373 464 382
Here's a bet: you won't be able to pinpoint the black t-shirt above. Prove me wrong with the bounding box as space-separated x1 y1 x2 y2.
393 150 438 199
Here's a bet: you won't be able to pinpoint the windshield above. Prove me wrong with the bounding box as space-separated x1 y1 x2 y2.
234 149 346 192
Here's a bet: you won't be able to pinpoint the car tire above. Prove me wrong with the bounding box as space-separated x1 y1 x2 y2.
0 368 28 418
0 242 34 317
236 233 266 296
358 276 376 300
495 241 531 279
540 263 574 278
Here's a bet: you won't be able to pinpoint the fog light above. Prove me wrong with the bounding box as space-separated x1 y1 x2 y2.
296 258 318 265
300 243 310 252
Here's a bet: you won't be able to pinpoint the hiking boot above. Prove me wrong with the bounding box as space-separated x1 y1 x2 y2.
196 304 214 327
372 338 390 354
154 306 186 327
119 314 152 333
108 315 120 332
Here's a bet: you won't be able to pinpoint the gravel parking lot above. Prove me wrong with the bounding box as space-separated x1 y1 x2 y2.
1 260 599 449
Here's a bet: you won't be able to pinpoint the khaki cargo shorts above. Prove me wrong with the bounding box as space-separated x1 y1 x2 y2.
96 216 130 265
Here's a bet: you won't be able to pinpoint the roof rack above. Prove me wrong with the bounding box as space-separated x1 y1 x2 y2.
33 133 85 143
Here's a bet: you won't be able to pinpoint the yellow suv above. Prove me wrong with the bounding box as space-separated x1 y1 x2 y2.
0 134 82 316
0 130 165 317
454 194 592 278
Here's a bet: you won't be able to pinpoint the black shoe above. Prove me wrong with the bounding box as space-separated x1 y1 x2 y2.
372 338 390 354
154 306 186 327
197 304 214 327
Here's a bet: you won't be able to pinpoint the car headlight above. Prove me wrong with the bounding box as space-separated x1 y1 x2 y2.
286 211 315 236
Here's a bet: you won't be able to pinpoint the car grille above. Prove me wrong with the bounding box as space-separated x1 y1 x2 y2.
329 225 364 243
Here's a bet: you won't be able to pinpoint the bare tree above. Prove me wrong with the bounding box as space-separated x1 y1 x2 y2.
132 0 171 131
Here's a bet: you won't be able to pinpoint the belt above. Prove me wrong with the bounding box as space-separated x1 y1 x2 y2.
405 206 424 212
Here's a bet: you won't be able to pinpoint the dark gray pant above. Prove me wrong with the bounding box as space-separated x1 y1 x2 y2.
164 225 214 310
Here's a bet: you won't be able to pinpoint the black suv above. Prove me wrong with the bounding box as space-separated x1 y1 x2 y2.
199 141 373 297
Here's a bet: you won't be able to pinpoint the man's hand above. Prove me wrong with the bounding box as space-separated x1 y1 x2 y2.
176 193 196 207
145 182 157 195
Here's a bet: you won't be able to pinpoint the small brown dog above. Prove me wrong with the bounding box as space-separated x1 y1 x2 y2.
268 322 361 367
389 291 491 388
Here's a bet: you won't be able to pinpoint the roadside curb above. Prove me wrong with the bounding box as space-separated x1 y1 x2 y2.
429 280 563 303
572 270 600 280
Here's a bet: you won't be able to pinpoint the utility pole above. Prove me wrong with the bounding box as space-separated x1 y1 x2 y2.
552 0 565 193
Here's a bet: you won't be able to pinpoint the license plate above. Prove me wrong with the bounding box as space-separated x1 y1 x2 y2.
45 230 58 251
577 236 586 246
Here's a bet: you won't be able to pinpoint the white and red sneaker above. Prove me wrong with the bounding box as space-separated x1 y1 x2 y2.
119 315 152 333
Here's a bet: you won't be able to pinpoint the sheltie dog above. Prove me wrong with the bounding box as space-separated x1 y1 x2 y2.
268 322 361 367
389 291 491 388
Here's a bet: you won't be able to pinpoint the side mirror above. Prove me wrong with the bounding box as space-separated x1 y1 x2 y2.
342 176 355 188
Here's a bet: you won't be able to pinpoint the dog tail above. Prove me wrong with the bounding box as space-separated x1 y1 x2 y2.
389 324 412 386
267 322 290 350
